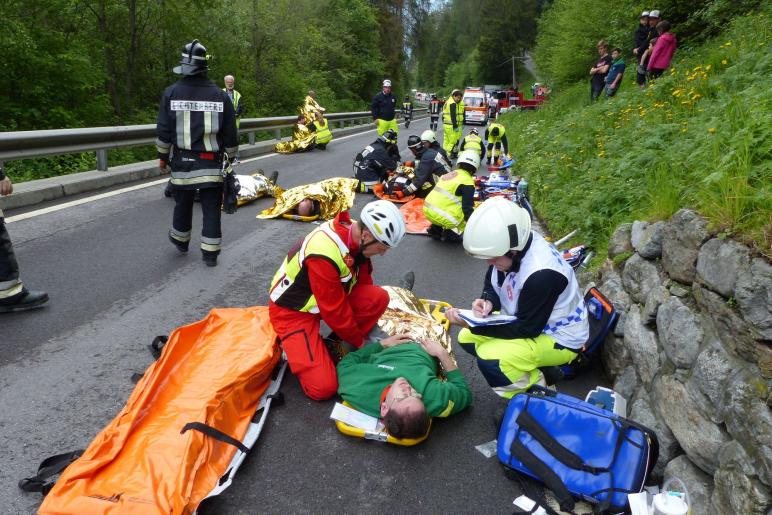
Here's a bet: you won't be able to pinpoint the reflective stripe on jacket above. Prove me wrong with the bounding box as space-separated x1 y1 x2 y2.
269 222 356 313
423 169 475 230
462 134 483 153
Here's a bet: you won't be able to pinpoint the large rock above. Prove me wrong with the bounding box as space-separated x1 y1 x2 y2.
624 308 661 388
612 366 639 403
735 257 772 340
608 223 633 259
663 455 714 515
629 397 680 479
661 209 711 284
653 374 730 475
602 333 631 379
642 283 669 326
718 369 772 487
711 441 772 514
656 296 703 369
693 283 761 364
631 220 665 259
696 237 750 298
599 264 632 314
691 339 738 420
622 253 666 304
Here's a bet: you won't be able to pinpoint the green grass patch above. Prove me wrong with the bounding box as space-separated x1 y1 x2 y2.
502 9 771 258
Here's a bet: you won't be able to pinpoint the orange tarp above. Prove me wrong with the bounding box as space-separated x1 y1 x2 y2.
400 198 431 235
39 307 280 514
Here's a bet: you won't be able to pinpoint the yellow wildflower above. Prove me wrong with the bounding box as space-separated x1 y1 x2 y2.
722 59 728 65
708 127 717 134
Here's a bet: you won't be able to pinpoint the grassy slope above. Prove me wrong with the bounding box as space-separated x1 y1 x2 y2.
500 10 771 260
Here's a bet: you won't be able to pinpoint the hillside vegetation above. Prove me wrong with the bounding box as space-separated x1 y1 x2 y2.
500 8 770 258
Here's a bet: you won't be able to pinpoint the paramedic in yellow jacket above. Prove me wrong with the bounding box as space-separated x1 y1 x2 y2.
442 89 464 159
423 150 479 243
485 122 509 165
444 197 589 398
313 113 333 150
459 127 486 161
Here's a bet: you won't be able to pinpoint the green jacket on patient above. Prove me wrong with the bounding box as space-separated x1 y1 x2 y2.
336 342 472 418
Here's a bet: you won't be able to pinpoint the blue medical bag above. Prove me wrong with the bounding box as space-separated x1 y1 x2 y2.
498 386 658 513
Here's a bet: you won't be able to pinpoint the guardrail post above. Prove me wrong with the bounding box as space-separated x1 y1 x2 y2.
96 149 108 171
273 129 281 140
248 132 255 145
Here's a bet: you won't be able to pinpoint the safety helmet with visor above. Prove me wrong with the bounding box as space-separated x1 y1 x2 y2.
173 39 209 76
378 129 398 145
420 130 436 144
360 200 406 248
407 135 423 150
463 197 531 259
456 150 480 172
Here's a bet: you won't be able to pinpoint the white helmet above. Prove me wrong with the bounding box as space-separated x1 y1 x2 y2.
420 130 436 143
456 150 480 171
360 200 406 247
383 79 392 87
463 197 531 258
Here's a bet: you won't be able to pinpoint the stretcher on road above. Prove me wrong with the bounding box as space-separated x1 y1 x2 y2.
22 307 285 514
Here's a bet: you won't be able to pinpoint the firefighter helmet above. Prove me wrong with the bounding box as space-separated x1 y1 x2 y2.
173 39 209 76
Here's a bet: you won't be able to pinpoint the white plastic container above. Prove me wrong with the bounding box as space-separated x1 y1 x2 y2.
652 478 691 515
585 386 627 417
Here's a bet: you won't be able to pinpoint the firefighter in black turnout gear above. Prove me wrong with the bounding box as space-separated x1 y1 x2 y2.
156 40 238 267
428 94 442 131
402 96 414 128
352 129 401 193
405 134 451 198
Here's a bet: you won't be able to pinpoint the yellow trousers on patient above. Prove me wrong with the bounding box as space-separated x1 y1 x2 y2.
457 329 578 398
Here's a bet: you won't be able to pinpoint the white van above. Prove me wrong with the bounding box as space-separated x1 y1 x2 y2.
462 88 488 125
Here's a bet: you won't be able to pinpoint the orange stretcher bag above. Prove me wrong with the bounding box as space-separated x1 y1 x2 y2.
26 306 284 515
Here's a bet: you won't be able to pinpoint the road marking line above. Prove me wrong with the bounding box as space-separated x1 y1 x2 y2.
5 118 423 223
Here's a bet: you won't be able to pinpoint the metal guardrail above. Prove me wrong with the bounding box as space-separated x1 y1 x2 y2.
0 108 425 171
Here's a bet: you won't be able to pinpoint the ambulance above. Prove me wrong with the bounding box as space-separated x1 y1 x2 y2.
462 87 488 125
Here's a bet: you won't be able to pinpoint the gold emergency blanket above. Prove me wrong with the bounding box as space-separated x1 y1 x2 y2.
257 177 358 220
378 286 456 366
275 123 316 154
236 172 283 206
302 95 326 119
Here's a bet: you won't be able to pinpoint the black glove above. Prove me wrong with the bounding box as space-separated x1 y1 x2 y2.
222 169 240 214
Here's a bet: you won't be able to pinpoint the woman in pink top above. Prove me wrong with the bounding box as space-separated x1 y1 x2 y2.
648 20 677 78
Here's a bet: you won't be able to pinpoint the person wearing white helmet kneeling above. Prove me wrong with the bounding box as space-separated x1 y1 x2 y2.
444 197 589 398
269 200 407 401
423 150 479 243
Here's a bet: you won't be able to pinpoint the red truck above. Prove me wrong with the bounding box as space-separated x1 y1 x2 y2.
493 87 546 115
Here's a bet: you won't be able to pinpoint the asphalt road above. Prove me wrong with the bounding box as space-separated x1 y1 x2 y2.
1 117 604 514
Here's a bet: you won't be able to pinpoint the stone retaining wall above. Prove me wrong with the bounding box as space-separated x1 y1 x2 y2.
596 209 771 514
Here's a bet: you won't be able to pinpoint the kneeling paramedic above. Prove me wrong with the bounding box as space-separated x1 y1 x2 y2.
157 39 238 267
444 197 589 398
337 337 471 439
406 134 451 198
459 128 485 161
353 129 400 193
423 150 479 243
269 200 407 401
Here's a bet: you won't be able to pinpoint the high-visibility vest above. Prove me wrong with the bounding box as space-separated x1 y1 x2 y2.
315 118 333 145
488 122 506 142
463 134 483 154
224 88 242 128
423 168 475 230
269 222 356 313
442 98 464 126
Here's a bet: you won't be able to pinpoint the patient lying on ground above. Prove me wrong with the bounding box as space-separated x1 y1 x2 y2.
336 335 472 439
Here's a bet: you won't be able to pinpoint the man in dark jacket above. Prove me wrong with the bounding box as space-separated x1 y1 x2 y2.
633 11 650 58
589 40 612 102
353 129 400 193
406 134 451 198
156 39 238 267
371 79 398 138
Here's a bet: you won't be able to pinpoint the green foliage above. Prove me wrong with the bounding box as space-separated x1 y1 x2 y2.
413 0 541 90
1 0 390 182
503 9 771 257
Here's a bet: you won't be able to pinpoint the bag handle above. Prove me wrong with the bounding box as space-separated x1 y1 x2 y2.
18 450 84 495
509 438 576 513
181 422 249 454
